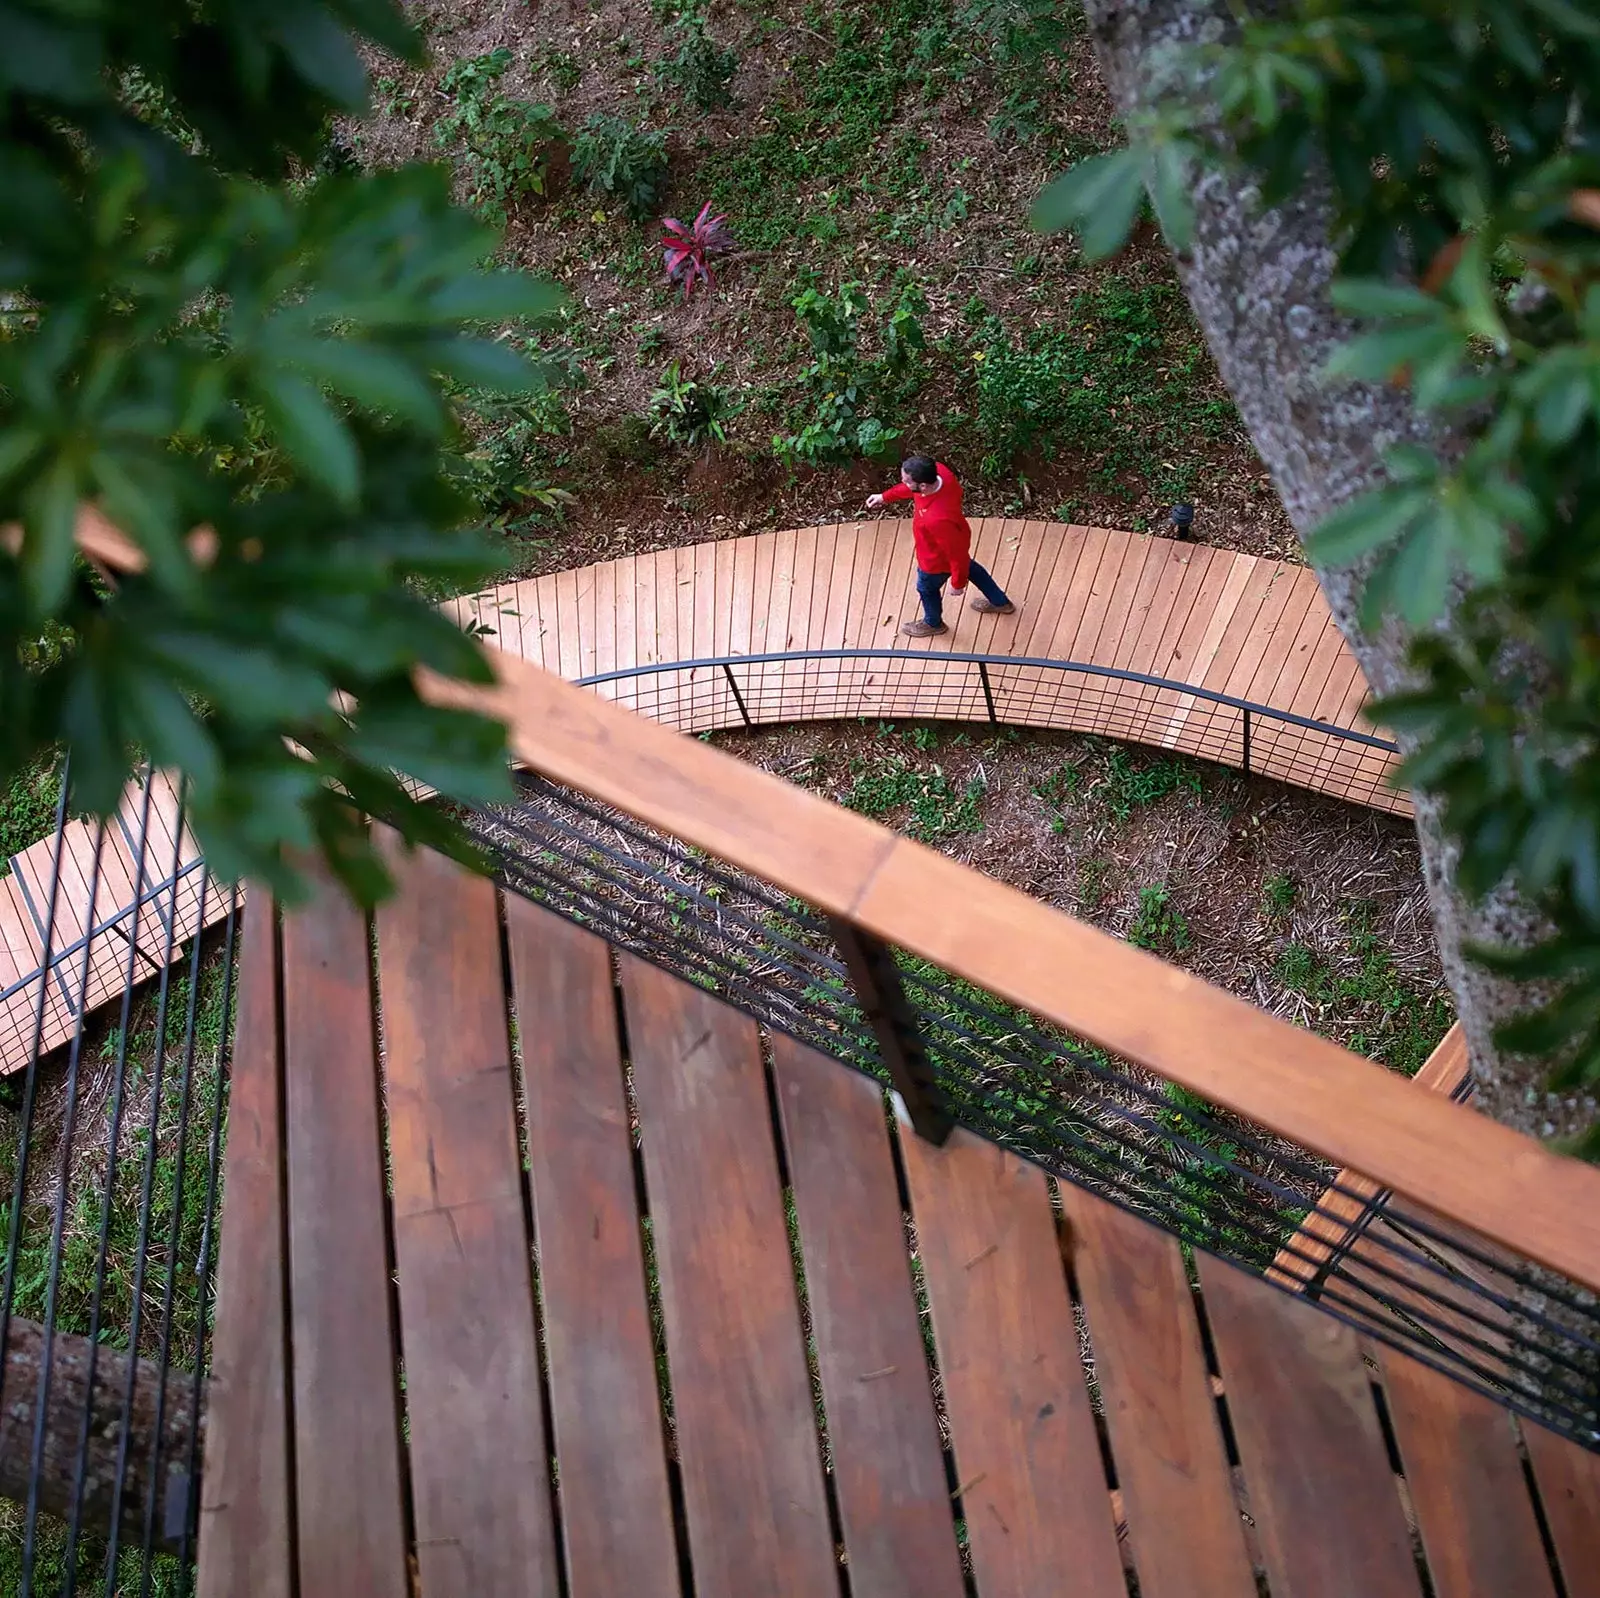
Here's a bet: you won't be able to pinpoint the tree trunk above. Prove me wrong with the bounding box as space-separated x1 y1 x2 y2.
1080 0 1598 1145
0 1315 202 1556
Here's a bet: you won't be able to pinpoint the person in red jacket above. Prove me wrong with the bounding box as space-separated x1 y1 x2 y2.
867 455 1016 637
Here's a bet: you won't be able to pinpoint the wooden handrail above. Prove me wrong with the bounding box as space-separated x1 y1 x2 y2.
421 647 1600 1294
41 508 1600 1290
1265 1024 1470 1292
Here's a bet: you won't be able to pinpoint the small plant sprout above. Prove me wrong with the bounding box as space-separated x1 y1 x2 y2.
662 203 735 298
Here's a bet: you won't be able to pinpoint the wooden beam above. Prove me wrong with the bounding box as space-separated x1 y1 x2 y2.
417 648 1600 1294
1267 1024 1469 1292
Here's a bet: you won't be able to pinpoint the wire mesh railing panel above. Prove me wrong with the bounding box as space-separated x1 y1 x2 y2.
0 764 237 1596
469 772 1600 1453
575 647 1408 814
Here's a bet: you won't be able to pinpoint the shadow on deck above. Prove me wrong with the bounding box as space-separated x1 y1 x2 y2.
198 845 1600 1598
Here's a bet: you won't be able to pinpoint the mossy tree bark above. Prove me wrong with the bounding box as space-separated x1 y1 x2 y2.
0 1315 200 1556
1081 0 1596 1147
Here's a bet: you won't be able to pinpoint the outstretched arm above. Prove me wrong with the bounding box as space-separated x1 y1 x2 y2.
867 483 914 509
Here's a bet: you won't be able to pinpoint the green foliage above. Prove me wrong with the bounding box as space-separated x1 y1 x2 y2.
1129 883 1192 955
452 388 575 535
648 363 739 448
0 753 61 876
655 16 738 112
774 279 926 466
434 49 563 224
844 754 986 842
971 280 1234 482
1276 903 1452 1077
1094 746 1203 821
1036 3 1600 1136
1262 870 1299 917
0 0 564 906
572 114 670 220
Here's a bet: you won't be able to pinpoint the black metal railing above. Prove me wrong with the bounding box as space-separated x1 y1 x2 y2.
467 771 1600 1454
573 647 1406 811
0 763 235 1596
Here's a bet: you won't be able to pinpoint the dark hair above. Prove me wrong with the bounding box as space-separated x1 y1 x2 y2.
901 455 938 485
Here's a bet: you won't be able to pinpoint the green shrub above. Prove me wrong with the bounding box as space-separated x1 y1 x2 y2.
572 114 670 219
1129 883 1192 955
1095 748 1203 820
648 362 739 448
1263 870 1299 916
844 755 985 842
774 280 925 466
453 388 574 535
434 50 563 223
0 754 61 873
655 18 738 112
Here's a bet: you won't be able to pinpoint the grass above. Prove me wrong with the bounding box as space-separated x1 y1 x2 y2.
843 754 986 842
1093 746 1203 821
0 755 62 878
1262 870 1298 917
1275 900 1451 1075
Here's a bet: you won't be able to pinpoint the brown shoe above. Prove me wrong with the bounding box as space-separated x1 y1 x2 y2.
901 619 948 637
969 597 1016 615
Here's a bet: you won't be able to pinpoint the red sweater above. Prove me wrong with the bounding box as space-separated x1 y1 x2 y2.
882 464 972 588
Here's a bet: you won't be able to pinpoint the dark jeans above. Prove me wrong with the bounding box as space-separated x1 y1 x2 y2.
917 561 1009 626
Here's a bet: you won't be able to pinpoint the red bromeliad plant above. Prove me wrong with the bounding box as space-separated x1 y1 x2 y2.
661 202 734 298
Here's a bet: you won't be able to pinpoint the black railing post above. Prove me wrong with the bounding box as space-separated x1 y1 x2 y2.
827 917 953 1145
977 660 998 723
1242 708 1252 775
721 662 753 727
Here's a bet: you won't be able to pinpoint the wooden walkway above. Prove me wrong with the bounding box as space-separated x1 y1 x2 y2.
0 771 215 1074
451 519 1410 817
198 845 1596 1598
1 518 1406 1078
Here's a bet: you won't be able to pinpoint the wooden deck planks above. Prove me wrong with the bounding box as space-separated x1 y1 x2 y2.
374 841 561 1598
1377 1350 1558 1598
506 898 681 1598
1524 1421 1600 1598
771 1034 967 1598
618 954 839 1598
196 889 292 1598
202 851 1596 1598
899 1127 1127 1598
1063 1186 1257 1598
279 862 410 1598
1197 1255 1424 1598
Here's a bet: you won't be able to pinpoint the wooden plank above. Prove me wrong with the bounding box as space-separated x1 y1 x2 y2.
1378 1349 1558 1598
1524 1421 1600 1598
424 647 1600 1292
1197 1255 1423 1598
506 897 681 1598
617 954 838 1598
280 861 410 1598
374 842 561 1598
576 562 599 681
1063 1186 1257 1597
770 1034 967 1598
899 1127 1126 1598
197 889 292 1598
1269 1025 1468 1292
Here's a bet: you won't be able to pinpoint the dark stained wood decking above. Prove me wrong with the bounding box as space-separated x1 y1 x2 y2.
200 850 1597 1598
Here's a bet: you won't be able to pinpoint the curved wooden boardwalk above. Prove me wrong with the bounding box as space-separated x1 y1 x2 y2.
451 517 1409 818
2 517 1407 1074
